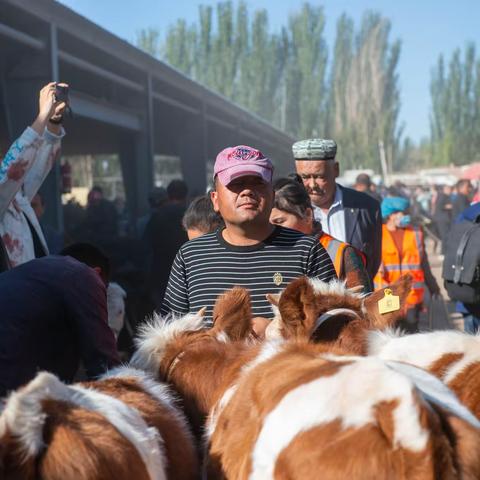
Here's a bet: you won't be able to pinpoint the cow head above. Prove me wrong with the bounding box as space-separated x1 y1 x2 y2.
266 275 412 354
131 288 255 439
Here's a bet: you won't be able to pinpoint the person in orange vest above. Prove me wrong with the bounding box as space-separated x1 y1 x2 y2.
270 176 371 292
374 196 440 332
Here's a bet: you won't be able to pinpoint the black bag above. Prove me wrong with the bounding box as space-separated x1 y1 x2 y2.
442 214 480 305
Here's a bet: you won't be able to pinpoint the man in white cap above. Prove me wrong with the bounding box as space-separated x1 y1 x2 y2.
161 145 336 326
293 138 382 279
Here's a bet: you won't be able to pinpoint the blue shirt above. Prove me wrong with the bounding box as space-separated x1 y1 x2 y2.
0 255 119 396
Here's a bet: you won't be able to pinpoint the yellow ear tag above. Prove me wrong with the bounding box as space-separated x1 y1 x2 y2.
378 288 400 315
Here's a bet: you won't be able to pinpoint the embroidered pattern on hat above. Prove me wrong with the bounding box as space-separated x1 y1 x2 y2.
228 146 264 162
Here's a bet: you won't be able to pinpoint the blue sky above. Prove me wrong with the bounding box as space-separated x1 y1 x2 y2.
58 0 480 143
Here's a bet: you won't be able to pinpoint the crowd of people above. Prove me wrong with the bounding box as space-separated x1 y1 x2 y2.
1 82 479 397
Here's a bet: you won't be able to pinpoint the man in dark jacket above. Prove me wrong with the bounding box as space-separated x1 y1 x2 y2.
433 184 453 253
143 180 189 309
452 179 473 220
0 243 120 396
454 202 480 333
294 139 382 279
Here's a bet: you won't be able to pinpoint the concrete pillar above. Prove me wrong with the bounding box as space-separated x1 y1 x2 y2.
118 135 138 223
39 23 63 232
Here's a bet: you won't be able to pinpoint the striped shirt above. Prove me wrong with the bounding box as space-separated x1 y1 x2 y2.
160 226 336 325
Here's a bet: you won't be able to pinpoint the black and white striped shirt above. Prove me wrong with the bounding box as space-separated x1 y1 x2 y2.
160 226 336 325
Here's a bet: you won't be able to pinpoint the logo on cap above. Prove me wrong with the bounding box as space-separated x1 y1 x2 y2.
228 146 264 163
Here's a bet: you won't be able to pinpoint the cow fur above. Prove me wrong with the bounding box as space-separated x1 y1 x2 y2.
0 368 198 480
211 345 480 479
266 275 412 354
131 291 260 440
132 292 480 479
369 328 480 419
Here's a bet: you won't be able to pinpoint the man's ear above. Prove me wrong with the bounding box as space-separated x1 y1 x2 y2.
210 190 220 213
364 274 412 329
334 161 340 179
211 287 252 341
278 277 317 340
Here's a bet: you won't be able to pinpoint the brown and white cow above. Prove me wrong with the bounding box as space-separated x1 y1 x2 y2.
0 367 198 480
132 291 480 480
369 328 480 419
131 290 259 439
265 275 412 354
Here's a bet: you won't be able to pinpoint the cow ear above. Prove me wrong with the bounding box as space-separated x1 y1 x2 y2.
266 293 280 307
364 274 412 329
211 287 252 341
278 277 317 340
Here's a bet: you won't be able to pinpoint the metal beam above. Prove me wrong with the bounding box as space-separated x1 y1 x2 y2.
206 114 236 130
152 91 200 115
4 0 294 147
70 92 141 131
58 50 145 93
48 22 63 232
146 74 154 179
50 24 59 82
0 22 45 50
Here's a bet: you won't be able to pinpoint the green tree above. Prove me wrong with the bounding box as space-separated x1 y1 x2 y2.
283 4 328 138
136 3 404 173
135 27 162 58
430 44 480 165
329 12 402 170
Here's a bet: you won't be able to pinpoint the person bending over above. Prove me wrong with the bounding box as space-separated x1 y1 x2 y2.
0 243 120 397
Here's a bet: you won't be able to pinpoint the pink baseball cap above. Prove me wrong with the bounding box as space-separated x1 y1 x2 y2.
213 145 274 186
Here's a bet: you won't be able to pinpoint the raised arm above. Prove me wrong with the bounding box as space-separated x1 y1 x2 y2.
0 128 42 219
23 83 67 201
0 83 66 217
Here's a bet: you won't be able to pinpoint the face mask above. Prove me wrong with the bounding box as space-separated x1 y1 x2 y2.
398 215 411 228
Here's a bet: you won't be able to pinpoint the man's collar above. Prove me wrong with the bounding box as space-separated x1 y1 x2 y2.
331 185 343 208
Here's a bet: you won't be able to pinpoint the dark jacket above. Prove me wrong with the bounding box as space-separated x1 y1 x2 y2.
143 202 188 306
0 255 120 396
454 203 480 316
452 193 471 221
339 185 382 279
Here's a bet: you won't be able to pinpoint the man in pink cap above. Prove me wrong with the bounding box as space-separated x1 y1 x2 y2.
161 145 336 328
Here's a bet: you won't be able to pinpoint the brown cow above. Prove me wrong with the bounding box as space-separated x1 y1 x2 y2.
265 275 412 354
369 328 480 419
0 367 198 480
132 293 480 480
131 293 259 439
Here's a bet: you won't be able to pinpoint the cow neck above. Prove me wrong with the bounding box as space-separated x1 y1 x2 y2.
166 351 186 382
166 339 256 417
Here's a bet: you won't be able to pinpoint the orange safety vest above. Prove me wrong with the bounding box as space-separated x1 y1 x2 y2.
319 233 366 278
373 225 425 306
